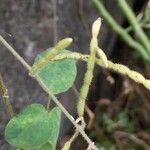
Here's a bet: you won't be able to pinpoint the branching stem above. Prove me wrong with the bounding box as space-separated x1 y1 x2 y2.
0 35 98 150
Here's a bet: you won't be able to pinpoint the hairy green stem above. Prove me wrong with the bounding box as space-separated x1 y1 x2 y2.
77 46 97 117
52 52 150 90
117 0 150 55
92 0 150 61
77 18 101 117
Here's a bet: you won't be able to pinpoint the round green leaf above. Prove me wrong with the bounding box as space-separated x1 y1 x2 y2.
5 104 51 149
39 107 61 150
34 49 77 94
48 107 61 149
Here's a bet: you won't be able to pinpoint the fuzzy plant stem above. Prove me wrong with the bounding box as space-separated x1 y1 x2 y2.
77 18 101 117
0 35 98 150
52 52 150 90
117 0 150 55
92 0 150 61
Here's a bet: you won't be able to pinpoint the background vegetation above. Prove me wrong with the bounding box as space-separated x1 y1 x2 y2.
0 0 150 149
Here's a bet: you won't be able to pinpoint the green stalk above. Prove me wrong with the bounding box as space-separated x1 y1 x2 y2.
92 0 150 61
52 52 150 90
117 0 150 55
77 18 101 117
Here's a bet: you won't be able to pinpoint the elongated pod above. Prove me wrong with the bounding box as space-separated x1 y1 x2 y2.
29 38 72 76
77 18 101 117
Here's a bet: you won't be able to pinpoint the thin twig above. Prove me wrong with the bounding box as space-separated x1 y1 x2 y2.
62 117 86 150
0 35 98 150
0 74 14 118
35 75 98 150
62 85 94 149
61 131 80 150
46 96 51 111
0 36 31 71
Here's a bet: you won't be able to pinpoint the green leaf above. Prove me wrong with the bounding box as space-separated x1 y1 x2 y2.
39 107 61 150
5 104 52 149
34 49 77 94
48 107 61 147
